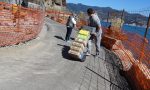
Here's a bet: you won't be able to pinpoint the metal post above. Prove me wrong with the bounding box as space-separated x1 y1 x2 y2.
120 9 124 29
107 12 109 23
144 14 150 38
15 0 17 4
139 14 150 62
17 4 20 32
18 0 20 4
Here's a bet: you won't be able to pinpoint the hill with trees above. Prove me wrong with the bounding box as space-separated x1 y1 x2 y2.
67 3 148 26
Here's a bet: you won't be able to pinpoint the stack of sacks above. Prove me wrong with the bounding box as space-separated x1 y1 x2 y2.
69 30 90 59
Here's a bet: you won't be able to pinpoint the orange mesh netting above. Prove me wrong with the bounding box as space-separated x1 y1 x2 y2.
102 10 150 89
0 2 44 47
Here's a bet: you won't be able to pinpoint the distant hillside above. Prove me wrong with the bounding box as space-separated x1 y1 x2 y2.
67 3 148 26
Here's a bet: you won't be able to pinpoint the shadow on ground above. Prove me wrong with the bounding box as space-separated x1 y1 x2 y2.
104 49 132 90
57 44 80 62
54 35 75 41
54 36 65 41
70 37 75 40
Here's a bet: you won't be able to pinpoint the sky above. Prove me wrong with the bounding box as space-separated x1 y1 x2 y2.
67 0 150 11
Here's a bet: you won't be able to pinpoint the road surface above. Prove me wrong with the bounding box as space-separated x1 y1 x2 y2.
0 18 130 90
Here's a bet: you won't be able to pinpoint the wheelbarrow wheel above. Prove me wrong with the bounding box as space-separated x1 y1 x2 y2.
80 52 86 62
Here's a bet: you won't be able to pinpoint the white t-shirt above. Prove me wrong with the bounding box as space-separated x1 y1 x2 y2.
72 17 76 25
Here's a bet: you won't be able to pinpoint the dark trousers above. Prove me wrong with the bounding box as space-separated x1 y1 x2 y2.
21 0 28 8
65 27 73 41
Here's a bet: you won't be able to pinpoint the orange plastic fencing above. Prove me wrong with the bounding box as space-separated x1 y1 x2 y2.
103 27 150 89
46 10 71 24
0 2 44 47
46 10 87 28
120 32 150 90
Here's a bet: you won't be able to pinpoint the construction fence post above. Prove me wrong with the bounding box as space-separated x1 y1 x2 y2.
107 12 109 23
139 14 150 62
144 14 150 38
120 9 124 29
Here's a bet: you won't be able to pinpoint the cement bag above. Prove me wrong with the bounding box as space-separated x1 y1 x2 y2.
72 42 84 50
75 38 84 42
75 38 88 46
79 30 90 36
70 46 83 53
80 26 96 35
69 50 82 58
77 34 88 40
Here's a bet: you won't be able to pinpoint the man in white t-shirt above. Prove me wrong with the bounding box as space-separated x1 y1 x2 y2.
65 13 77 42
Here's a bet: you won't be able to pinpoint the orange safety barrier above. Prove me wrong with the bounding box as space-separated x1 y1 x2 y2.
46 10 87 28
121 33 150 90
102 26 150 89
46 10 71 24
0 2 45 47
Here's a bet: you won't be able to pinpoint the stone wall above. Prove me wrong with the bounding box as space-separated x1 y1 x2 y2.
44 0 66 11
0 0 67 11
28 0 66 11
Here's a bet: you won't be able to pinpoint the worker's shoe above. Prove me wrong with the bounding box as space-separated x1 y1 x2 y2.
66 40 70 43
86 52 91 56
96 52 99 56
